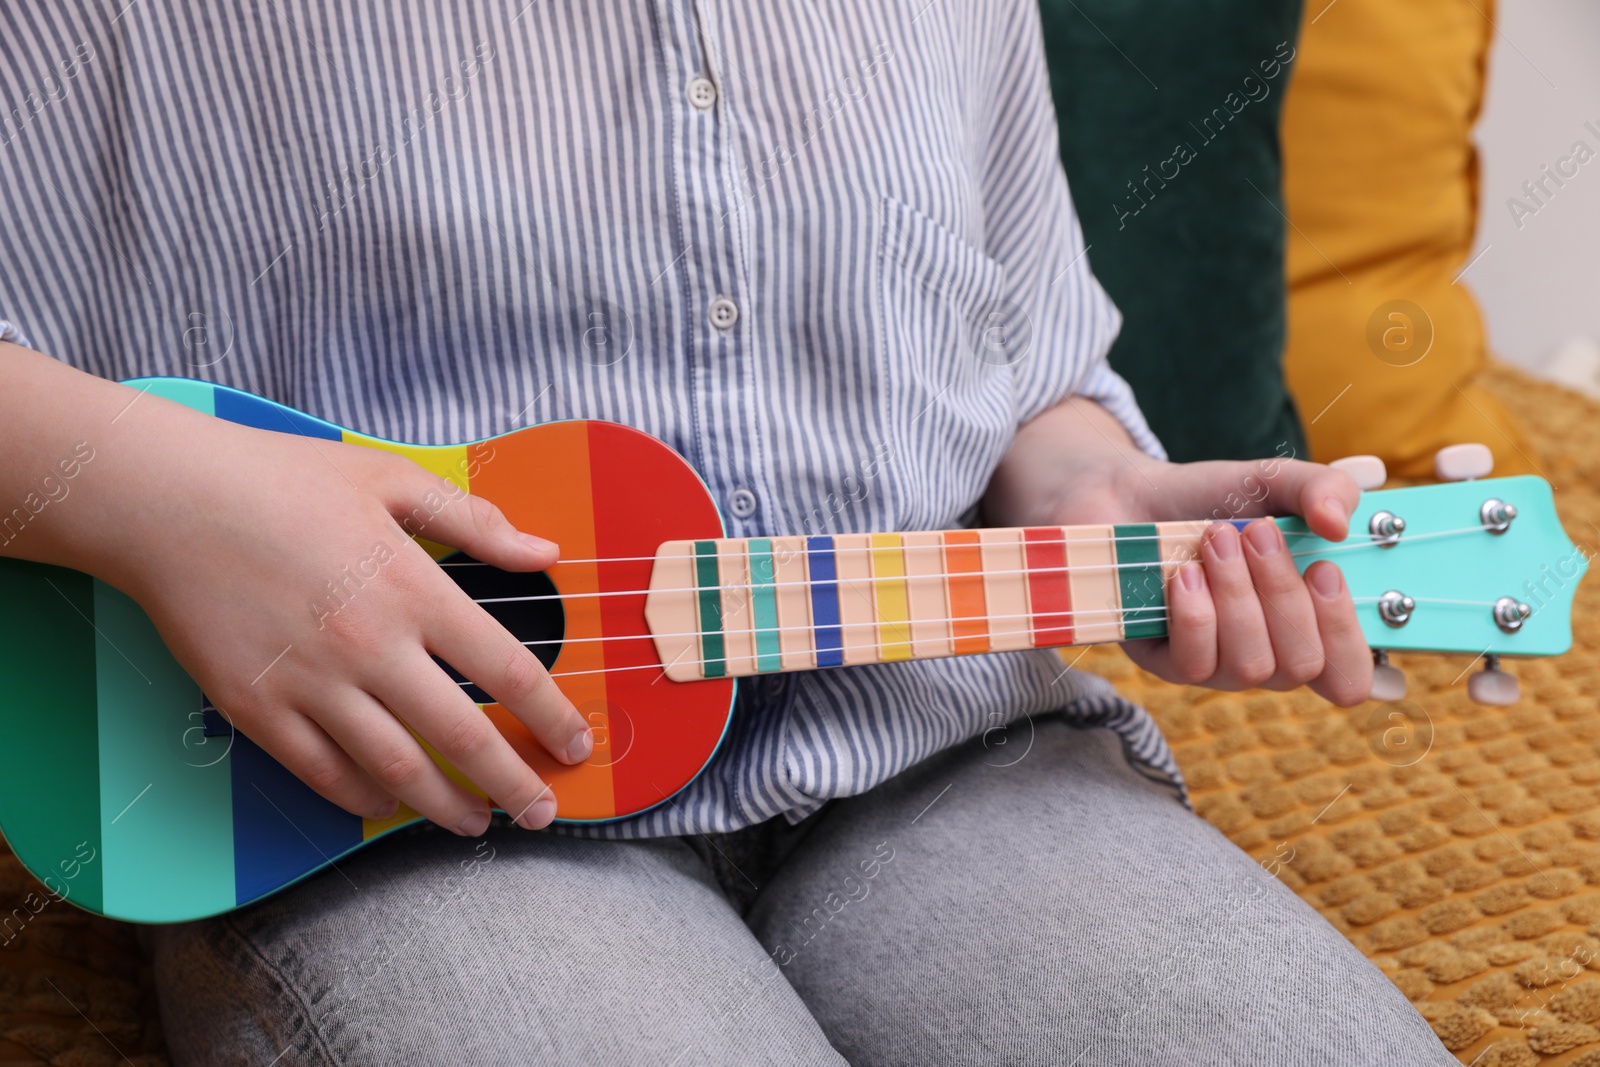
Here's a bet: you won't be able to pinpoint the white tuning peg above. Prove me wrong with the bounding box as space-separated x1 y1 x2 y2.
1369 649 1407 701
1467 654 1519 706
1330 454 1387 492
1434 443 1493 482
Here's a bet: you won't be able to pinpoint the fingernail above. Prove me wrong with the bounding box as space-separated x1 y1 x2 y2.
1208 524 1239 561
1179 561 1203 593
1308 563 1343 599
1324 496 1347 520
521 532 558 555
455 809 491 837
517 794 558 831
566 728 593 764
369 798 399 821
1245 520 1280 557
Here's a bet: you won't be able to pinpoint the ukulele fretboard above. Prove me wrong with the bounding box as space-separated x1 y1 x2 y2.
643 522 1221 682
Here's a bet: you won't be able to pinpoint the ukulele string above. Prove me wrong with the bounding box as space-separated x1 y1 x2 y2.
500 592 1506 654
482 587 1504 683
544 639 1149 680
513 600 1171 650
435 526 1329 569
460 588 1510 684
466 611 1178 684
458 524 1495 607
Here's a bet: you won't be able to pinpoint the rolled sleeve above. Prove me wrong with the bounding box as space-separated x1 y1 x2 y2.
1069 355 1168 462
980 0 1166 463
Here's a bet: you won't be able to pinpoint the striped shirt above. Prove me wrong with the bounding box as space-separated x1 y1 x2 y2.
0 0 1183 835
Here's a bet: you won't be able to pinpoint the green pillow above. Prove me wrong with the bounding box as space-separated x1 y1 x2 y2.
1038 0 1307 463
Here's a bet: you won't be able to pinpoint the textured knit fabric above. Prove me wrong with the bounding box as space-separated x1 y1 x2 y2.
141 722 1455 1066
0 0 1179 836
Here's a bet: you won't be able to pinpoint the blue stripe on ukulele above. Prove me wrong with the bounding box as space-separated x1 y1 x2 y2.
212 383 344 441
231 732 362 907
806 536 844 668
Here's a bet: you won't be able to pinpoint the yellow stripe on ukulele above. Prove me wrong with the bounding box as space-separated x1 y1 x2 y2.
869 533 913 662
344 434 473 561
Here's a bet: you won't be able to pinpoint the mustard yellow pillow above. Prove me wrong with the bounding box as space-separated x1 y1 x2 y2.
1280 0 1538 479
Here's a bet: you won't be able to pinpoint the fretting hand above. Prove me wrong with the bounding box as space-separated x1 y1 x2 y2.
983 397 1373 706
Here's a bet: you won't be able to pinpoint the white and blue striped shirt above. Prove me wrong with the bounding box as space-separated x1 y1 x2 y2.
0 0 1183 834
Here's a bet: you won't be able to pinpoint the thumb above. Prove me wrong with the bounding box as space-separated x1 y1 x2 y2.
1257 459 1362 542
378 456 559 570
1146 458 1361 542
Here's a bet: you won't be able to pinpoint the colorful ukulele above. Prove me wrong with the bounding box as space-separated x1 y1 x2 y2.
0 380 1585 923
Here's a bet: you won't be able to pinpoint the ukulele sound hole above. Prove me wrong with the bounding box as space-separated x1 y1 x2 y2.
436 552 565 703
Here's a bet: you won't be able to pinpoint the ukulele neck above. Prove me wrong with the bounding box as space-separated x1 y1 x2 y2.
643 520 1260 682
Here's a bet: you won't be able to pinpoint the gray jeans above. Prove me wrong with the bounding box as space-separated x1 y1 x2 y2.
142 718 1452 1066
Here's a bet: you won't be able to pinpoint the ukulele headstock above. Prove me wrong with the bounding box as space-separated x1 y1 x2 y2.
1281 474 1588 660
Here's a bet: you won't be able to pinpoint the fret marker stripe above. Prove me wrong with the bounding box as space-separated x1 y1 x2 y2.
1114 523 1165 640
943 530 989 655
806 537 844 668
869 533 912 662
692 540 726 678
747 538 782 673
1023 527 1073 647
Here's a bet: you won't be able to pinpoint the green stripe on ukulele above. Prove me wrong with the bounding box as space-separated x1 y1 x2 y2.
129 376 217 416
94 580 235 922
693 540 726 678
747 538 782 673
1113 524 1166 640
0 561 104 917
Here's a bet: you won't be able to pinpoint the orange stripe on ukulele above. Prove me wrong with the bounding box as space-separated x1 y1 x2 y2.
942 530 989 655
463 422 616 820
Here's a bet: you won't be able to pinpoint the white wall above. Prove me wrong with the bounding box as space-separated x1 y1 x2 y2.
1468 0 1600 379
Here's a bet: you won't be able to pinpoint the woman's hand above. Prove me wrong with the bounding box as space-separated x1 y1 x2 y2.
4 348 588 835
983 397 1373 706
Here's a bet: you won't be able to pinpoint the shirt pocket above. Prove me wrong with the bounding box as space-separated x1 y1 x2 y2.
874 196 1019 527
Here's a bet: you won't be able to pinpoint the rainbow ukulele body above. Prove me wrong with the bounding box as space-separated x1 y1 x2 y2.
0 379 735 922
0 379 1584 923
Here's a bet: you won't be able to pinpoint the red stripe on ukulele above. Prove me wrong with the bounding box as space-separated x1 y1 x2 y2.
1023 527 1073 647
942 530 989 655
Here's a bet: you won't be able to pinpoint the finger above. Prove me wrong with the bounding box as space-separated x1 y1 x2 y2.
377 455 558 570
1118 560 1219 684
1139 458 1360 541
1303 562 1373 706
1274 461 1363 543
315 687 495 836
1241 519 1326 690
243 710 398 821
379 655 561 831
423 585 591 768
1161 561 1218 683
1118 637 1176 680
1202 522 1274 690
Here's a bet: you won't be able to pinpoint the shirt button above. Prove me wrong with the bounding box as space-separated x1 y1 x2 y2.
709 296 739 330
687 76 718 110
728 487 758 518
